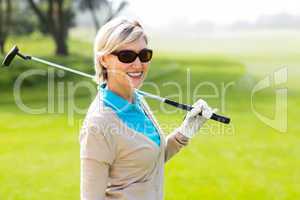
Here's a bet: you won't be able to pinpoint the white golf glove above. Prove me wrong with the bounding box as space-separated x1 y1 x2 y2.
176 99 216 138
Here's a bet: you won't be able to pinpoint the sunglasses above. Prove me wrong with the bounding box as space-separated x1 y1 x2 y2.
111 48 153 63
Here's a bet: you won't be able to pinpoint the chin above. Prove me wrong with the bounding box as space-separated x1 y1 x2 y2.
128 76 144 90
131 80 143 89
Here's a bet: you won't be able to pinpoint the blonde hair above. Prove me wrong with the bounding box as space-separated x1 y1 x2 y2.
93 18 148 84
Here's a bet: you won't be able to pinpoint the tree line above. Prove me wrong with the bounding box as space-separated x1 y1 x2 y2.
0 0 127 56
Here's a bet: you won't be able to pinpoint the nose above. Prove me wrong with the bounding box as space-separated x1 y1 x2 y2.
131 56 143 69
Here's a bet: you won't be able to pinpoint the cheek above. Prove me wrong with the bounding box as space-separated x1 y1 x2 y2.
111 61 129 72
107 62 130 81
143 64 149 73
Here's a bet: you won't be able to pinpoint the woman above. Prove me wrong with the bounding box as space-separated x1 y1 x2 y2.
80 18 214 200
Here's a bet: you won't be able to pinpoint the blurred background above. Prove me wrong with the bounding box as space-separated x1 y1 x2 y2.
0 0 299 199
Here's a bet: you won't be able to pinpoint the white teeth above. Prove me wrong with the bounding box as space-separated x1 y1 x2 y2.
127 72 143 78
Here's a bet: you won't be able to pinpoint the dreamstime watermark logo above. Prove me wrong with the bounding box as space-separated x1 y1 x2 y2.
251 67 288 132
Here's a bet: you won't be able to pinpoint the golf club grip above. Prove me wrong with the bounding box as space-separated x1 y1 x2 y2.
164 99 230 124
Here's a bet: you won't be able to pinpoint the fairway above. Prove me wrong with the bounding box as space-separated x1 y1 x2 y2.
0 32 299 200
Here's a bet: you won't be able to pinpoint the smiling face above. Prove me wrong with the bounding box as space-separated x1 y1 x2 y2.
101 36 150 97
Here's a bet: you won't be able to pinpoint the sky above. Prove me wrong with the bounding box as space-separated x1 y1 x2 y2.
124 0 300 27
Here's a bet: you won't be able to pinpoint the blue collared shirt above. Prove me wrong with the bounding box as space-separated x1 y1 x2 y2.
99 84 161 147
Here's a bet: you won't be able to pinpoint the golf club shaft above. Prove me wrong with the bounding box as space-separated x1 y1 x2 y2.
32 57 94 79
137 90 230 124
6 50 231 124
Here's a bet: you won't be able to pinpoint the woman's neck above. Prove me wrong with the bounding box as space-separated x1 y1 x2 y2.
107 81 134 103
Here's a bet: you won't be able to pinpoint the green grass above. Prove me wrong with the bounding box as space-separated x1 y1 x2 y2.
0 32 299 200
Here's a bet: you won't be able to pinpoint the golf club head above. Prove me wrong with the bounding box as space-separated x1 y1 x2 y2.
2 45 19 67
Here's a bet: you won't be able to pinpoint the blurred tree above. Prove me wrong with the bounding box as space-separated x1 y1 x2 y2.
11 8 37 35
0 0 12 54
77 0 127 32
27 0 75 56
11 2 38 35
0 1 38 54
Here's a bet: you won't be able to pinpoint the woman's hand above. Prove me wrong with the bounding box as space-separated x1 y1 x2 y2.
176 99 216 138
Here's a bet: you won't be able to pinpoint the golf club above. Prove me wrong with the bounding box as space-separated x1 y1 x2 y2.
1 45 231 124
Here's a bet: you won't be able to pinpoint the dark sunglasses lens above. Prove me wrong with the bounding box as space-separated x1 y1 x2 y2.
118 51 137 63
139 49 152 62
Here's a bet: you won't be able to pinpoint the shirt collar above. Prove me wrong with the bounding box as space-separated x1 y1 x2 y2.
98 83 142 113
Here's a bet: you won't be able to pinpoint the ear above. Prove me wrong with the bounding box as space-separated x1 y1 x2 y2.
100 54 111 69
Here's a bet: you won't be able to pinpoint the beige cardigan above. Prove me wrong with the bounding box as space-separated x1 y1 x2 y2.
80 92 189 200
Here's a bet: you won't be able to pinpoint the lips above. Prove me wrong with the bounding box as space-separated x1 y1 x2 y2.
126 72 143 78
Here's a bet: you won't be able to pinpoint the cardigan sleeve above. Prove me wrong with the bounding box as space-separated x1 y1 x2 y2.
80 115 116 164
81 159 109 200
164 131 189 162
79 115 116 200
